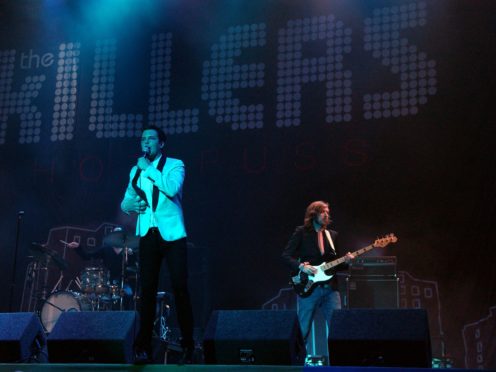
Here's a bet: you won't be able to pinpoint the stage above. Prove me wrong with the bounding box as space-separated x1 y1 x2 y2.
1 1 495 370
0 365 482 372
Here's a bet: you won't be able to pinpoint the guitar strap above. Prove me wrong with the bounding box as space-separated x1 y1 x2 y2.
324 230 336 254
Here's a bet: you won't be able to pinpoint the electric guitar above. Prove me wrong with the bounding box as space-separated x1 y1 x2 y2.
290 233 398 297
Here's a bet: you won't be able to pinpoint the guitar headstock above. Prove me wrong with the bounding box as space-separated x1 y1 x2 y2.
373 233 398 248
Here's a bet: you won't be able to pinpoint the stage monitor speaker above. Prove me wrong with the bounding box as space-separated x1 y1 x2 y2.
328 309 431 368
47 311 139 363
203 310 306 365
0 312 47 363
347 277 399 308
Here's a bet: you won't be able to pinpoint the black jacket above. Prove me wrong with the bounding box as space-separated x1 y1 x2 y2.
282 225 348 273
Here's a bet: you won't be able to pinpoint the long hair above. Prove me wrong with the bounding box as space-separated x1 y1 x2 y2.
303 201 329 230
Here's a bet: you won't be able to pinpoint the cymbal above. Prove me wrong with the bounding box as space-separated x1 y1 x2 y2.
30 242 69 271
103 230 140 249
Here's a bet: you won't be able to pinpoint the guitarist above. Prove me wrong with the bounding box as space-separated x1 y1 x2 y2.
282 200 354 353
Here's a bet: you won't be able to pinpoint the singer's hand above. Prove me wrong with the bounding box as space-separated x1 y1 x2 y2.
137 157 151 171
122 195 148 214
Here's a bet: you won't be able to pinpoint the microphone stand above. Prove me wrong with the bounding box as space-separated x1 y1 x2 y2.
120 246 127 311
9 211 25 312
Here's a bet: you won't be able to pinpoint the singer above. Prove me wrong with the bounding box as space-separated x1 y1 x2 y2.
120 125 194 364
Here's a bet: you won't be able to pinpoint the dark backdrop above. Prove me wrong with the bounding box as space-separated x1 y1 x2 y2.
0 0 495 368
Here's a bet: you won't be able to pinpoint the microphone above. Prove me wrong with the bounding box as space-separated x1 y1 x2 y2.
143 147 151 159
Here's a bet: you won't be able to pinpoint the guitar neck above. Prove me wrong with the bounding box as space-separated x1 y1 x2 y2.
322 244 374 271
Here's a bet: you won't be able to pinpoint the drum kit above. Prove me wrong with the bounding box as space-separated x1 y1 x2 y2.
27 229 143 333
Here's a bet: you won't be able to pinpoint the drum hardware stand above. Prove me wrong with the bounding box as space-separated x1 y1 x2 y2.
20 254 51 312
40 261 50 301
157 306 171 342
21 242 69 312
20 260 40 312
89 294 101 311
133 261 140 311
102 229 140 311
125 261 140 312
10 211 25 312
50 271 64 294
64 278 76 291
119 247 128 311
153 291 173 364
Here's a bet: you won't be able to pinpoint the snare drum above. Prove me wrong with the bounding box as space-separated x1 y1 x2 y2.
40 291 90 333
80 266 109 294
100 284 121 303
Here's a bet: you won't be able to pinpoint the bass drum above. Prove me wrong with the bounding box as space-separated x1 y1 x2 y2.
40 291 90 333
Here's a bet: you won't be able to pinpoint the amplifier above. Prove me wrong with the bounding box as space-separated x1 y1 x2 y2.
346 277 399 309
349 256 397 277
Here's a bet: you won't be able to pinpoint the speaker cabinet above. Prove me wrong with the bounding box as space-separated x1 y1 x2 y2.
347 277 399 308
328 309 431 367
349 256 397 276
47 311 139 363
0 312 47 363
203 310 305 365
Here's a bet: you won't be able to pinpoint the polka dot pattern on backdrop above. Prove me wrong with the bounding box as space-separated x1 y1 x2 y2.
201 23 266 131
363 2 436 119
89 39 143 139
276 15 353 127
0 49 45 144
148 33 199 135
51 42 80 142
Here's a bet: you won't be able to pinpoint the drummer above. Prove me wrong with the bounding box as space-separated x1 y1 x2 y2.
67 226 137 298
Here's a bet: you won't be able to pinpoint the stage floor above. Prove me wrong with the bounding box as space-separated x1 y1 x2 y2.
0 365 482 372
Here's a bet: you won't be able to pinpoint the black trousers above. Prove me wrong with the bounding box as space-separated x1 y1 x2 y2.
135 228 194 351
